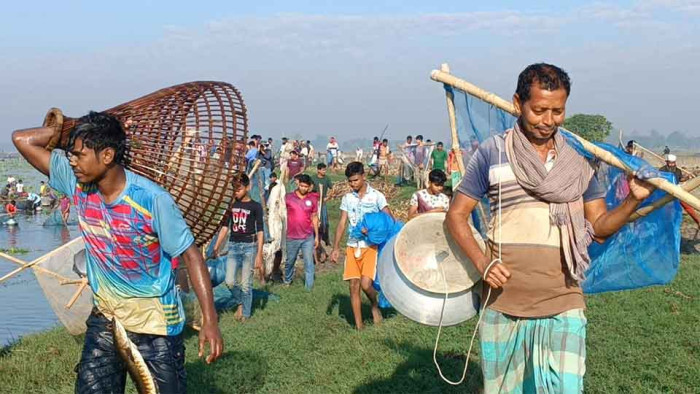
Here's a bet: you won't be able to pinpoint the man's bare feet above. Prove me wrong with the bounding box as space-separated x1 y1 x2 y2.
356 323 364 330
372 306 383 326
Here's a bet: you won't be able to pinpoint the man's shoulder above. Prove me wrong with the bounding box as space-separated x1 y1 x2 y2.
126 171 171 199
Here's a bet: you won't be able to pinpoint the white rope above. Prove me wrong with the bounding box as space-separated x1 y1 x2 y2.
433 127 505 386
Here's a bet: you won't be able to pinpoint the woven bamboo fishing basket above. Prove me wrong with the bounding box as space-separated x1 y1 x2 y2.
43 81 248 246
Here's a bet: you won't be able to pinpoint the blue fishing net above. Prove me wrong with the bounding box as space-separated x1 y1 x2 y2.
350 212 403 308
448 85 682 294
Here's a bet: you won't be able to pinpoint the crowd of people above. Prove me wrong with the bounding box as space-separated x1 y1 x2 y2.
8 62 697 393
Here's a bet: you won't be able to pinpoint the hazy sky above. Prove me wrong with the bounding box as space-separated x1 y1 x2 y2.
1 0 698 149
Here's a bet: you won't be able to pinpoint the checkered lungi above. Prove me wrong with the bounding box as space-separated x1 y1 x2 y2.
479 308 587 393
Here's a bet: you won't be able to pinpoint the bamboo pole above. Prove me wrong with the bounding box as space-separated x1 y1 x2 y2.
247 159 261 178
634 142 694 177
629 176 700 221
65 279 89 309
0 237 82 283
441 64 466 176
430 69 700 212
0 254 45 284
439 63 487 220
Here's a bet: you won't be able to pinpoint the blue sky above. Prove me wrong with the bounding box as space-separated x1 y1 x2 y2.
1 1 698 148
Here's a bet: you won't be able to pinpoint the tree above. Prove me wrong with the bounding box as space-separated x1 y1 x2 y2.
563 114 613 142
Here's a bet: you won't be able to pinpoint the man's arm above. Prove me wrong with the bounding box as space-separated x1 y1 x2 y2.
585 177 654 240
180 245 223 364
446 193 511 288
330 210 348 263
212 226 229 257
12 127 55 176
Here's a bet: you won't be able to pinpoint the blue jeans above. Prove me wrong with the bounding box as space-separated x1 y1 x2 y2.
284 235 315 289
225 241 257 318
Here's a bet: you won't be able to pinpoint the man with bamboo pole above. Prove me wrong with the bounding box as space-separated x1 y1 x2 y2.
446 63 654 393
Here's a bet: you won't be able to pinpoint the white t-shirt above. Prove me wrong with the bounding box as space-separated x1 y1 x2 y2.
327 142 339 157
410 189 450 213
15 183 24 193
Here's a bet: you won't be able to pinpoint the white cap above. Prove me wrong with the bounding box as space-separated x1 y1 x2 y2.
665 154 677 162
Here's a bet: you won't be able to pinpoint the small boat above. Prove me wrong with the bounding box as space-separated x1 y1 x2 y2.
4 218 17 226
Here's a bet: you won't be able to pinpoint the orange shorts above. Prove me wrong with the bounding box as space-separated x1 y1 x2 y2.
343 246 378 281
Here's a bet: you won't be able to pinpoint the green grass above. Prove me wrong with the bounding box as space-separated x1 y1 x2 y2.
0 247 30 255
1 172 698 393
0 259 698 393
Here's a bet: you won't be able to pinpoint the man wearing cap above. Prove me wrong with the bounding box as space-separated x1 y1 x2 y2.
660 155 699 226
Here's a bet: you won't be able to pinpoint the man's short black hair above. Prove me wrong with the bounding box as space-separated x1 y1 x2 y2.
345 161 365 177
296 174 313 186
416 135 423 141
248 141 256 146
238 174 250 187
373 136 379 141
516 63 571 103
406 135 412 140
317 163 327 170
626 140 635 147
382 138 388 143
68 112 128 166
437 141 444 146
428 169 447 185
270 172 277 178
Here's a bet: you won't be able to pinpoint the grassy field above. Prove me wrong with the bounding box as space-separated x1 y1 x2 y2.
1 170 699 393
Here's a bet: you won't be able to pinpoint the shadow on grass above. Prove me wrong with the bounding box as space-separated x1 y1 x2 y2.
325 293 397 327
353 340 482 394
186 350 267 393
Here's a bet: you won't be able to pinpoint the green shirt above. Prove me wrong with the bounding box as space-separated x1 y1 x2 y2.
311 174 333 195
431 149 448 171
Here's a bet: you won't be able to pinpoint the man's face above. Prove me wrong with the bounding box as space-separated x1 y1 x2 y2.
667 161 677 168
270 176 277 183
513 85 568 143
291 152 299 160
382 141 388 147
406 137 412 144
68 138 111 183
297 182 312 195
234 185 248 200
437 144 443 151
318 167 327 177
347 174 365 192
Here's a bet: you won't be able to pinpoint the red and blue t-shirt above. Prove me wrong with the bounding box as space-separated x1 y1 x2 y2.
49 151 194 336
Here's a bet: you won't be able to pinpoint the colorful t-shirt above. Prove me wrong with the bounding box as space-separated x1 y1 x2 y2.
431 149 448 171
285 192 318 240
339 185 388 248
410 189 450 213
457 132 605 318
49 151 194 336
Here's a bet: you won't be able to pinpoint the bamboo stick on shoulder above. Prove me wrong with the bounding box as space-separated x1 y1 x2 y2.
629 176 700 221
430 69 700 213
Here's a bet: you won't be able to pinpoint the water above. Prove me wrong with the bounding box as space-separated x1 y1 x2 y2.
0 160 80 346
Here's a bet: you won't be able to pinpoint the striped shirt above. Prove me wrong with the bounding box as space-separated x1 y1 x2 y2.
458 133 605 317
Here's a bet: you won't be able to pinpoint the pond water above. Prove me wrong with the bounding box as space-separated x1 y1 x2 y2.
0 159 80 346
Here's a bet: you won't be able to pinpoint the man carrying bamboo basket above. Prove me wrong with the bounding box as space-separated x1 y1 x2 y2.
12 112 223 393
446 63 654 393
